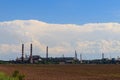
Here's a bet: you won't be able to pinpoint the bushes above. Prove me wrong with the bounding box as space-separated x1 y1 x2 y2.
12 70 25 80
0 70 25 80
0 72 17 80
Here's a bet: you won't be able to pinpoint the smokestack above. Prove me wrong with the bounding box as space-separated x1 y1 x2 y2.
45 46 48 63
62 54 64 58
102 53 104 59
80 54 82 63
30 43 33 63
75 50 77 60
46 46 48 59
22 44 24 62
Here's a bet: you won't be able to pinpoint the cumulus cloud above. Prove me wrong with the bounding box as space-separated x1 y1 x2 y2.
0 20 120 60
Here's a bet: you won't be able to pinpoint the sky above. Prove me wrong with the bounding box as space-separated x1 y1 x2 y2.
0 0 120 60
0 0 120 24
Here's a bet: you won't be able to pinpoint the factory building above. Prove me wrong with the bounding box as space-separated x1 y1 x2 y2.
16 43 42 64
15 44 78 64
14 44 120 64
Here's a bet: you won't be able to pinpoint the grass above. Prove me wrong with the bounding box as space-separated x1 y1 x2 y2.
0 70 25 80
0 72 18 80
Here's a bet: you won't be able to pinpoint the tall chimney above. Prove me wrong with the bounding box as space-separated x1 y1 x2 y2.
30 43 33 63
46 46 48 59
102 53 104 59
22 44 24 62
80 54 82 63
75 50 77 60
62 54 64 58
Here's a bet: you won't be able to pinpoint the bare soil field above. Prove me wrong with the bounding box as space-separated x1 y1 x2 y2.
0 64 120 80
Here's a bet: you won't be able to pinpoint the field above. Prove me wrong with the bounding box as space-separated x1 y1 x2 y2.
0 64 120 80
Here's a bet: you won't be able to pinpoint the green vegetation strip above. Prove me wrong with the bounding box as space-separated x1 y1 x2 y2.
0 70 25 80
0 72 17 80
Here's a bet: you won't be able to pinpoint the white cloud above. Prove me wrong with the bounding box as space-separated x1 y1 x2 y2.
0 20 120 60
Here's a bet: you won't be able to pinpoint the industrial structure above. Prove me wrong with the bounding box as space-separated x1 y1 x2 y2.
80 54 82 63
8 43 120 64
15 43 42 64
14 43 79 64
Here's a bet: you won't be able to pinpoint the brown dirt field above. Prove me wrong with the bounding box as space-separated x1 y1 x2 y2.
0 64 120 80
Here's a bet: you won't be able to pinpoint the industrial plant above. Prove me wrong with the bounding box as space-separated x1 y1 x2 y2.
6 43 120 64
13 43 78 64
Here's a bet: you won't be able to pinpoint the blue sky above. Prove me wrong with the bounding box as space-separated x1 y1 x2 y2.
0 0 120 24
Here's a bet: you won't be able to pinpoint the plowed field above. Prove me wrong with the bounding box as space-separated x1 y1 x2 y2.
0 64 120 80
